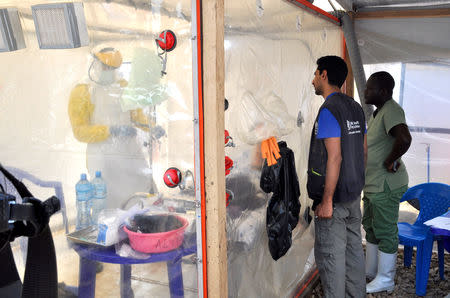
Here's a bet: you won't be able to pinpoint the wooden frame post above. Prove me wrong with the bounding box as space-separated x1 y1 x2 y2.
202 0 227 296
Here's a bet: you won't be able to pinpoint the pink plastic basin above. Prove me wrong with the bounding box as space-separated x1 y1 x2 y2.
123 215 189 253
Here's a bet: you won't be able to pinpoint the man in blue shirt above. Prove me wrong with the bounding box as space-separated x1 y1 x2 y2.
307 56 367 298
316 95 342 139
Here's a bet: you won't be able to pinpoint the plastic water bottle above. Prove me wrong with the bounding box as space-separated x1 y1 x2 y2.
91 171 107 225
76 173 92 230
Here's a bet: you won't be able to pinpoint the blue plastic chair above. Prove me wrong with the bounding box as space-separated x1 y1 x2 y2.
5 166 69 233
398 182 450 296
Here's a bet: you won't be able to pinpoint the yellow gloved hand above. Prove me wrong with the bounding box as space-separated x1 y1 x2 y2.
118 79 128 87
130 108 150 132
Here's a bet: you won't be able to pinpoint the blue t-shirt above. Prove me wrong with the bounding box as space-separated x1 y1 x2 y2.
317 107 341 139
316 92 366 139
317 92 341 139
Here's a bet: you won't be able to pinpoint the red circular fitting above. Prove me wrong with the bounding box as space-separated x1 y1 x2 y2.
225 156 234 176
163 167 182 188
224 130 230 144
157 30 177 52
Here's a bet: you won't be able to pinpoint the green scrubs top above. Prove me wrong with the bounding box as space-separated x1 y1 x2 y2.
364 99 409 193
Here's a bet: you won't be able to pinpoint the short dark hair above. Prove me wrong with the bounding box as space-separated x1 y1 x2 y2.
370 71 395 97
316 56 348 88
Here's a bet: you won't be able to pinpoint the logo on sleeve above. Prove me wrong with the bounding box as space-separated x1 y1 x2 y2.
347 120 361 135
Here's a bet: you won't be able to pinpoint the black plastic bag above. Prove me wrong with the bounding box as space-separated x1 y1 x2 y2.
260 141 300 260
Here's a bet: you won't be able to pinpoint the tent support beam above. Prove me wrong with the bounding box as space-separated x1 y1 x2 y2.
202 0 228 296
286 0 340 25
335 0 354 11
355 8 450 19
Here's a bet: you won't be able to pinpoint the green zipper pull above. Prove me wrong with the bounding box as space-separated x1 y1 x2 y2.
311 168 322 176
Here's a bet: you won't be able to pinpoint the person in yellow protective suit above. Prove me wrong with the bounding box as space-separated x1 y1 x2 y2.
68 47 155 209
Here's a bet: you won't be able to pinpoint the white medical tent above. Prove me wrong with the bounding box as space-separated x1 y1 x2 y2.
0 0 448 297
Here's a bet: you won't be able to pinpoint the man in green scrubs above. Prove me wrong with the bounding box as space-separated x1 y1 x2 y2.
363 71 412 294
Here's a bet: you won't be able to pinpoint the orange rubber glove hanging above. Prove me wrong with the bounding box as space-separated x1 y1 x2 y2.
261 136 281 166
269 137 281 159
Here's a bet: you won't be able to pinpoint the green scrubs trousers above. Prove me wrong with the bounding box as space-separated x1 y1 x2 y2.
362 181 408 254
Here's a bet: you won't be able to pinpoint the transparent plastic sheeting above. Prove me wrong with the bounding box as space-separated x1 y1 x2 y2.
355 17 450 64
224 1 342 296
353 16 450 232
354 16 450 197
0 0 200 297
360 63 450 188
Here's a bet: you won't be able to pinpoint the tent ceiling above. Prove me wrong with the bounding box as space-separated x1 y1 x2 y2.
4 0 340 38
355 16 450 64
334 0 450 11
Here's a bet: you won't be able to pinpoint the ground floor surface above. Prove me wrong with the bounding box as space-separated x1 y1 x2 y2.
312 248 450 297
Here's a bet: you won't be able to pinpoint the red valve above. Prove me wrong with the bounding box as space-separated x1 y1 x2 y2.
224 130 235 147
225 130 230 144
163 167 182 188
225 156 234 176
157 30 177 52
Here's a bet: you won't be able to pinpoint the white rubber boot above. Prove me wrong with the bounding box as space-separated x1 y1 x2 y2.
365 242 378 280
366 250 397 294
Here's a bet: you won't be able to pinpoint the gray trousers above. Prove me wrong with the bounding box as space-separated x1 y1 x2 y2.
314 198 366 298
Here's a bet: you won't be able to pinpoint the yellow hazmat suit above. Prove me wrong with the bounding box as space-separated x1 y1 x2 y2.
68 48 152 209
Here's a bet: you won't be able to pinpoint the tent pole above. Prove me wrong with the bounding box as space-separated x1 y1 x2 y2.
338 11 373 119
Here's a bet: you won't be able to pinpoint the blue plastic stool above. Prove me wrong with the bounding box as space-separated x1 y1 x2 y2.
398 182 450 296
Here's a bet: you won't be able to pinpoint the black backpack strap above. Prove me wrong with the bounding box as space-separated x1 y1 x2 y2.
22 225 58 298
0 164 58 298
0 243 22 297
0 164 33 198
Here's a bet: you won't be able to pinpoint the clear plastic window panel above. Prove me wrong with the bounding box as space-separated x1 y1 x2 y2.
361 62 450 188
355 16 450 225
0 1 200 297
224 1 342 296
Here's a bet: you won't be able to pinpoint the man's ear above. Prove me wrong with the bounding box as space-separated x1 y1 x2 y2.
320 69 328 81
